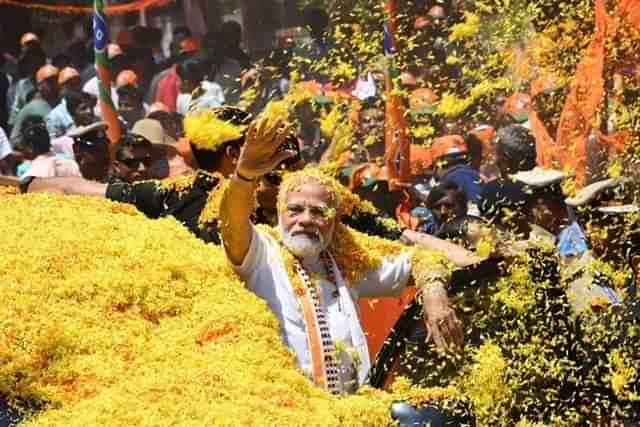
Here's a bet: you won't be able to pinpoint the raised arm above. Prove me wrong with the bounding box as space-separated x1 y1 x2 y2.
27 177 108 197
220 118 295 265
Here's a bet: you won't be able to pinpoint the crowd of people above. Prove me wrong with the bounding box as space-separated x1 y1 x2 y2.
2 1 640 425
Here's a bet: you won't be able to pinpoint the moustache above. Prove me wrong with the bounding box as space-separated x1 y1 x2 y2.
291 229 321 240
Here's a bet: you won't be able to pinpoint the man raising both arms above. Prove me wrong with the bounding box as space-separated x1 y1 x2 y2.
220 116 462 395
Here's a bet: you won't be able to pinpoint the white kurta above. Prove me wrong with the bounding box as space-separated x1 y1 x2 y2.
233 226 412 391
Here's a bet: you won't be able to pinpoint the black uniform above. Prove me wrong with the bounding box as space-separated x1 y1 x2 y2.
106 171 222 244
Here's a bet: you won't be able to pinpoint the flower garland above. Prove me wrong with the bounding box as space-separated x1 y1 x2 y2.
198 177 232 228
0 0 173 15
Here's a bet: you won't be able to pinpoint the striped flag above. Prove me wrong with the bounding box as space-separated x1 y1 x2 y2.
383 1 410 188
94 0 121 150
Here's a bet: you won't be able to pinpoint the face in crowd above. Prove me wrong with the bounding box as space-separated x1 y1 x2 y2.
112 135 154 183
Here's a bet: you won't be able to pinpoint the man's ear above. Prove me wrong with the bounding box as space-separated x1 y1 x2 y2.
226 145 241 165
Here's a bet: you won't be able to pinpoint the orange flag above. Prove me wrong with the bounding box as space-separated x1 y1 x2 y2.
616 0 640 28
555 0 608 186
383 0 410 189
528 111 556 168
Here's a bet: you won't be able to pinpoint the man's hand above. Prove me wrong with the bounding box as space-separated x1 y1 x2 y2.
422 283 464 351
236 118 296 180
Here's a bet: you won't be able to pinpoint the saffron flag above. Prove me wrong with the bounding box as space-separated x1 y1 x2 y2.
616 0 640 29
555 0 608 186
383 1 410 188
94 0 121 149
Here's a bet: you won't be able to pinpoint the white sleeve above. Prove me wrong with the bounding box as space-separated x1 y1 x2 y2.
0 128 12 160
355 252 412 298
230 225 269 280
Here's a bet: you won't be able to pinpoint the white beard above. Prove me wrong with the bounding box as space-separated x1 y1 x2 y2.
278 224 332 262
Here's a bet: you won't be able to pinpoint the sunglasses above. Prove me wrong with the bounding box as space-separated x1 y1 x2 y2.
121 156 152 169
75 136 108 148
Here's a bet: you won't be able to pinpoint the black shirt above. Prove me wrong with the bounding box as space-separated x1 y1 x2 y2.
106 171 222 244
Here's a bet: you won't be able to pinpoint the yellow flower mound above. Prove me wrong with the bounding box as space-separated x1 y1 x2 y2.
0 192 440 426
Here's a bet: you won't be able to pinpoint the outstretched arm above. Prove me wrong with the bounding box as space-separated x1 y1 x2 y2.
220 118 295 266
401 229 483 267
27 177 108 197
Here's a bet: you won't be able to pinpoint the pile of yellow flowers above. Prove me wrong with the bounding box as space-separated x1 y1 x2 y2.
0 191 456 426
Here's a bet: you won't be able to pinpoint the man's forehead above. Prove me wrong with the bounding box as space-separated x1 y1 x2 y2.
285 182 333 204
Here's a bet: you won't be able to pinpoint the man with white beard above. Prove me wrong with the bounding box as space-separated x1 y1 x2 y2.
220 116 462 395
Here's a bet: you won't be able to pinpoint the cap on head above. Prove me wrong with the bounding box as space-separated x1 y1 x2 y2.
36 65 60 84
58 67 80 85
68 121 107 138
147 102 170 115
431 135 467 161
116 70 138 88
409 88 438 113
566 178 639 213
511 168 567 189
131 119 175 146
179 38 201 54
502 92 532 123
20 32 40 47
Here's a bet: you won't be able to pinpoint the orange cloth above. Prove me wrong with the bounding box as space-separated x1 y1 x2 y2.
597 130 630 159
409 144 434 176
396 193 421 231
555 0 607 186
383 2 410 189
301 287 329 389
469 125 496 159
528 111 556 169
323 82 355 103
358 289 417 360
616 0 640 28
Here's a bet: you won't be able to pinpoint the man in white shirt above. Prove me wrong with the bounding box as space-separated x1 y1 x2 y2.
220 116 462 395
